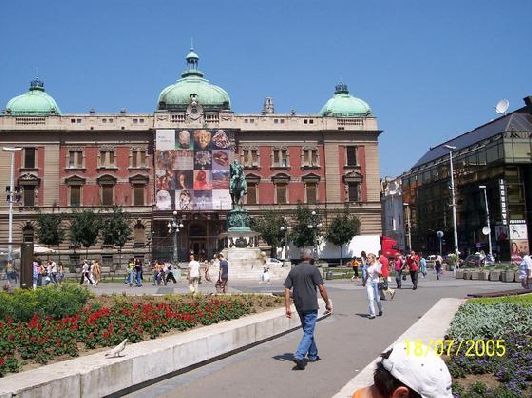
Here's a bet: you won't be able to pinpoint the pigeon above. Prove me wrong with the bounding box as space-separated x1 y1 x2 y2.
105 339 128 358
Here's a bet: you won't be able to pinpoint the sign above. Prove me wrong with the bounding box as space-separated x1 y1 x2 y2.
509 224 528 240
154 129 234 211
498 179 507 226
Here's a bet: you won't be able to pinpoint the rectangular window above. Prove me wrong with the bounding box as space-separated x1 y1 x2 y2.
99 150 115 168
306 183 317 204
272 149 288 167
302 148 319 167
131 149 147 168
276 184 287 204
133 185 144 206
70 186 81 207
243 149 259 168
102 185 114 206
348 183 360 202
346 146 358 166
68 151 83 168
247 184 257 204
24 148 36 169
23 186 35 206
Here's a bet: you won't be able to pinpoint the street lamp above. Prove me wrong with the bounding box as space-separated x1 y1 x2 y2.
3 147 22 261
403 203 412 251
280 225 291 262
444 144 459 266
307 210 323 260
167 210 183 264
479 185 493 259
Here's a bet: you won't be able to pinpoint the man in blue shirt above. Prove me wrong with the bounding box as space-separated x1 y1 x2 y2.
284 248 332 370
217 253 229 293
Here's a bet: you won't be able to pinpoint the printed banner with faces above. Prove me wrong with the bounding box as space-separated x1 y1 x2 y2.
155 129 234 211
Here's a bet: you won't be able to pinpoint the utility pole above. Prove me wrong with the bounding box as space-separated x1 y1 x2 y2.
3 147 22 261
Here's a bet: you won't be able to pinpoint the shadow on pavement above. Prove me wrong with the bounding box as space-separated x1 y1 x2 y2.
272 353 294 362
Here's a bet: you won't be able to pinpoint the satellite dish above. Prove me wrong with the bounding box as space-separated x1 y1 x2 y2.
482 226 491 235
495 99 509 114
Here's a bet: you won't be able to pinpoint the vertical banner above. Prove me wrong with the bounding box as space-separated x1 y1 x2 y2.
155 129 234 211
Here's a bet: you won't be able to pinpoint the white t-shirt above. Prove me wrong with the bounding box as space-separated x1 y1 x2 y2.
189 260 200 278
51 261 57 273
366 262 382 284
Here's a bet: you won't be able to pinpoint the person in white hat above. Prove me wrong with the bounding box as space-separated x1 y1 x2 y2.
351 342 453 398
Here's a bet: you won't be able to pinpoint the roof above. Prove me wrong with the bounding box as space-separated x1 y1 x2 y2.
412 112 532 169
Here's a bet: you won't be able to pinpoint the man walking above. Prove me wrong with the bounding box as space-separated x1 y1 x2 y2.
217 253 229 293
284 248 332 370
406 250 419 290
188 254 200 295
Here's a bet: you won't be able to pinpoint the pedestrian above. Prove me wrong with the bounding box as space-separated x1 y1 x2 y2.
32 260 40 289
188 254 201 295
435 254 443 280
261 266 271 283
165 262 177 284
126 258 135 286
351 341 453 398
57 261 64 283
518 251 532 289
284 248 332 370
360 251 368 286
350 257 360 280
216 253 229 293
80 260 94 285
203 256 212 282
394 254 404 288
419 252 427 278
134 259 143 287
378 251 395 301
92 259 101 285
6 260 16 287
406 250 420 290
364 253 383 319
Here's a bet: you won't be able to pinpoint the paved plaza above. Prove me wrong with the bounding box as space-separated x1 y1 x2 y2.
110 272 520 398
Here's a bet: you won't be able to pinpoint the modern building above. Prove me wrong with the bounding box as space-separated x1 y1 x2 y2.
401 97 532 260
0 49 383 266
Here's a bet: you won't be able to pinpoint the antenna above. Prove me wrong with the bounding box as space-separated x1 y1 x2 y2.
495 99 509 115
190 37 194 49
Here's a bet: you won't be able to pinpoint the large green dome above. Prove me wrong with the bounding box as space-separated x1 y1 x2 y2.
6 79 61 116
157 49 230 112
320 83 371 117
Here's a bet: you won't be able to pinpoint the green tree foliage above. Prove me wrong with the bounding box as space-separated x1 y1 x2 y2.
326 212 360 264
70 210 101 254
251 211 286 256
100 206 132 248
291 204 321 248
35 213 65 247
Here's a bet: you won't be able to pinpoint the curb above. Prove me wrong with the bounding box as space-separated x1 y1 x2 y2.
331 298 466 398
0 301 328 398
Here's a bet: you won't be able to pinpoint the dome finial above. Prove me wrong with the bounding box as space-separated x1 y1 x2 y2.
182 44 203 78
30 77 45 92
335 82 349 95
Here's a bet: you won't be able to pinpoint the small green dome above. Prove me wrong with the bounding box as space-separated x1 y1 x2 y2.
320 83 371 117
157 49 231 112
6 79 61 116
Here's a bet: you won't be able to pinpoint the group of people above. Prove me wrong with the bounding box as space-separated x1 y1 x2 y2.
187 253 229 295
32 258 64 288
80 259 101 285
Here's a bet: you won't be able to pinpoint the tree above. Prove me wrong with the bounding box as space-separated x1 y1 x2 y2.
251 211 286 257
291 204 321 248
326 212 361 265
100 207 132 269
36 213 65 247
70 210 101 257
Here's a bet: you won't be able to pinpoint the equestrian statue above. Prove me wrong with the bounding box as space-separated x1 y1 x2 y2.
230 160 247 208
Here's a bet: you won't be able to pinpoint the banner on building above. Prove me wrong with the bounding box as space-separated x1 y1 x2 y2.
155 129 234 211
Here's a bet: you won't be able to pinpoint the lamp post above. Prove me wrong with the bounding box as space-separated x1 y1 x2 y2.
307 210 323 261
167 210 183 265
444 144 459 268
280 225 290 262
479 185 493 259
403 203 412 251
3 147 22 261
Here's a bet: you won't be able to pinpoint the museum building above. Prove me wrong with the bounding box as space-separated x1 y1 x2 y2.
0 49 382 265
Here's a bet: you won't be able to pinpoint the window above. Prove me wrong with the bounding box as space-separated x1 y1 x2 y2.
131 149 147 168
102 185 114 206
133 224 146 247
133 185 144 206
276 184 287 204
306 183 317 204
302 148 319 167
272 148 289 168
347 183 360 202
346 146 358 167
243 148 259 168
68 151 83 168
99 150 115 168
70 186 81 207
247 184 257 204
23 186 35 206
24 148 36 169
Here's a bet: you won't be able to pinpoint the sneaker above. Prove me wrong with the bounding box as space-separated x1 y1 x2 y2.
378 310 383 316
293 358 306 370
368 315 375 319
308 356 321 362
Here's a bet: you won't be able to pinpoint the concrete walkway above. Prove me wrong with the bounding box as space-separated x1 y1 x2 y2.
122 273 519 398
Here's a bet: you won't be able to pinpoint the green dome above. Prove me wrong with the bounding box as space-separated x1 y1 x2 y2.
6 79 61 116
320 83 371 117
157 49 231 112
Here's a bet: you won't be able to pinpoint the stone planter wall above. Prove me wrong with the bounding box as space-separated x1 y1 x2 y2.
463 270 472 280
478 271 490 281
456 270 464 279
489 271 501 281
470 271 481 280
501 270 515 282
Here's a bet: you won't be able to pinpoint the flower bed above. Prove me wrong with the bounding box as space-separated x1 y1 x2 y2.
0 286 282 377
445 294 532 398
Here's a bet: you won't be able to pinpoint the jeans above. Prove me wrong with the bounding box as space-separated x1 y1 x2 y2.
294 310 318 361
135 270 142 286
189 277 199 294
127 271 135 286
410 270 418 289
367 281 383 317
361 265 368 285
395 269 402 288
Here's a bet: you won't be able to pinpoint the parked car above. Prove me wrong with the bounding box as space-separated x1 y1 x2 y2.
265 258 283 267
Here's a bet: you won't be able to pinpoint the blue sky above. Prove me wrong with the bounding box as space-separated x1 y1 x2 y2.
1 0 530 177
